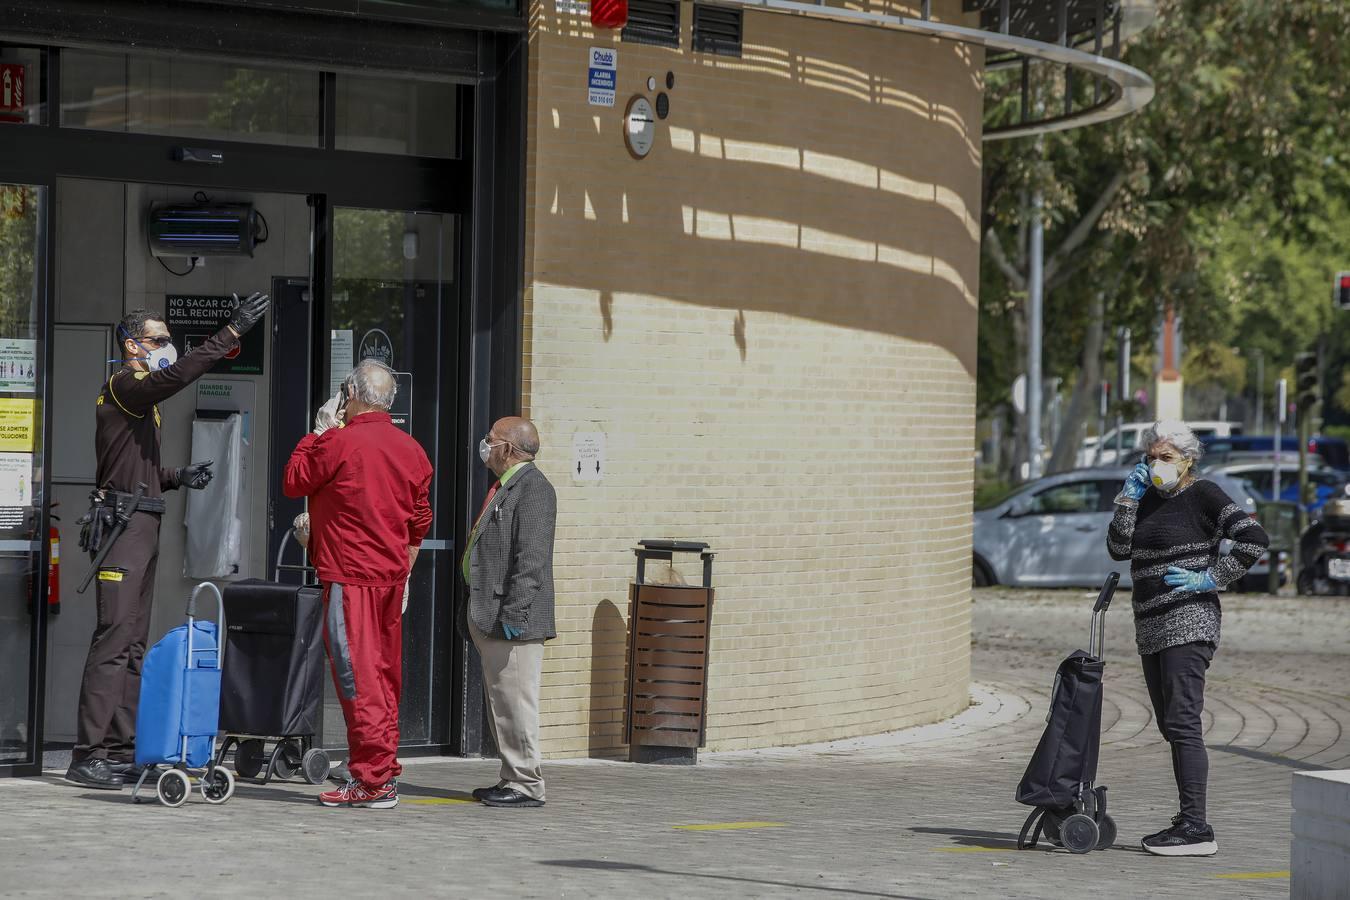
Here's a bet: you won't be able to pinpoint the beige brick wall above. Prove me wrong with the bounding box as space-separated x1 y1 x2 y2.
524 0 982 757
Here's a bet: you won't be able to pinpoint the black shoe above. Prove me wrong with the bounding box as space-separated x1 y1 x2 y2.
472 782 507 802
64 759 124 790
480 786 544 808
1141 813 1183 845
106 761 145 781
1142 819 1217 857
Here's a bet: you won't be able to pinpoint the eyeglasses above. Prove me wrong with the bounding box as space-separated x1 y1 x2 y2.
138 335 173 348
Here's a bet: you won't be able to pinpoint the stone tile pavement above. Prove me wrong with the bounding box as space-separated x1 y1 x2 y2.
2 588 1346 898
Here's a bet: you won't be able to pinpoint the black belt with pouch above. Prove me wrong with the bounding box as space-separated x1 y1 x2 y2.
78 489 166 554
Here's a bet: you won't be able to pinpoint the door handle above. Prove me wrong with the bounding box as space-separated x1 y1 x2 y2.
1075 524 1097 533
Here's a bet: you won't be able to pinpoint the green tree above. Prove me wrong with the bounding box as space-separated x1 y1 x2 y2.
979 0 1350 480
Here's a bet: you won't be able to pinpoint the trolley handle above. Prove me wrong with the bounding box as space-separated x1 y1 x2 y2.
1092 572 1119 613
185 581 227 669
1088 572 1119 661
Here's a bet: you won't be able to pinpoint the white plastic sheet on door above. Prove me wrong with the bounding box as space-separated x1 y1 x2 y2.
184 414 243 579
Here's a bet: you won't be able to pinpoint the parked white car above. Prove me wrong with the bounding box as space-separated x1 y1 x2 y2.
1078 421 1243 467
973 467 1272 590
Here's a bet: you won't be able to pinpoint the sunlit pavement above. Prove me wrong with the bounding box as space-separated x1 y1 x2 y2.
2 588 1345 898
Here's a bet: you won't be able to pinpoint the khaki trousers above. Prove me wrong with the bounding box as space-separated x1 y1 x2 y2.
470 621 546 800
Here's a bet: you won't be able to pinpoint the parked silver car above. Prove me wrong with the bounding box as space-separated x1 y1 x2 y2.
973 467 1270 590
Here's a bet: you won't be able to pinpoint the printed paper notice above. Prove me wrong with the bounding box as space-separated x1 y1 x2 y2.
0 453 32 506
329 330 354 398
0 398 35 451
572 431 606 481
0 339 36 392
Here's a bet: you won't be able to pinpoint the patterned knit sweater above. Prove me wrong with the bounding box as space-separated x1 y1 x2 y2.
1107 478 1270 656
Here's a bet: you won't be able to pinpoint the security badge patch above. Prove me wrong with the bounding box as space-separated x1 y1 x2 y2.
98 570 124 582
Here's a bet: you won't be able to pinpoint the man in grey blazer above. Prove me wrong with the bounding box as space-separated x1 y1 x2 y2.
463 416 557 807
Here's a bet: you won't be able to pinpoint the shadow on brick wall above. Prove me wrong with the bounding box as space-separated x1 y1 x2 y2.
589 598 628 757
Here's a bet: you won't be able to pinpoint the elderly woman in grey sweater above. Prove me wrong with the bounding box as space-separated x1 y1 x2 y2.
1106 420 1269 858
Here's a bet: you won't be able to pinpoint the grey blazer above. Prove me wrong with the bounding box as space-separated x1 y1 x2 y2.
467 462 557 641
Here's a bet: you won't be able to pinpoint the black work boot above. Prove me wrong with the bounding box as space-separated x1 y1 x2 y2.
64 758 125 790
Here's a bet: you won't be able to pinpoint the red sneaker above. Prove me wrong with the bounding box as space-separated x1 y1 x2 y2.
318 780 398 809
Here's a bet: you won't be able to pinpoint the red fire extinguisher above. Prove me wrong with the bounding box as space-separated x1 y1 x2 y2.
48 516 60 616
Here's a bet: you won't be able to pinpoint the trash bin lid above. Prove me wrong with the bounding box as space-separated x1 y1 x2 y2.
638 539 710 552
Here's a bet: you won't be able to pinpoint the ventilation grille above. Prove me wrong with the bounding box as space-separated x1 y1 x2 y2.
693 4 743 57
622 0 681 49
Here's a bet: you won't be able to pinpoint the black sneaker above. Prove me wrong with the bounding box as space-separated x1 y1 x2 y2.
1142 819 1217 857
64 759 124 790
1141 813 1183 845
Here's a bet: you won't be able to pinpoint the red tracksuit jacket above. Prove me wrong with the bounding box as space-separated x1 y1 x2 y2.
283 411 433 587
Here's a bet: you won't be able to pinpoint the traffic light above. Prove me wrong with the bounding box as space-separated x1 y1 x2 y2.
1294 350 1319 420
1337 272 1350 311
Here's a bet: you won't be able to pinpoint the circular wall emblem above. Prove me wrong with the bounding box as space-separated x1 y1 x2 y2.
358 328 394 367
624 95 656 160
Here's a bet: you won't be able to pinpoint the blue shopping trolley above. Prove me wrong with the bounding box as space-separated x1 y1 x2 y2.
130 582 235 808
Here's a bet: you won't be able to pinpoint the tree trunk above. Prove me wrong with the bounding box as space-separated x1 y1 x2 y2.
1048 289 1106 473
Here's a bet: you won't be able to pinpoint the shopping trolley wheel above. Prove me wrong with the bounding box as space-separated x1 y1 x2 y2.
1095 813 1117 850
273 741 302 780
156 769 191 808
235 739 265 779
301 748 331 785
201 767 236 805
1059 813 1100 854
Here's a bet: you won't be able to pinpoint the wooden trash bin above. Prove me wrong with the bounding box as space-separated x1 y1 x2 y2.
625 540 714 765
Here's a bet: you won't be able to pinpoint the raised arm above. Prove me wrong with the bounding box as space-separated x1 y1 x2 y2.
1107 462 1150 561
284 432 338 499
106 326 240 413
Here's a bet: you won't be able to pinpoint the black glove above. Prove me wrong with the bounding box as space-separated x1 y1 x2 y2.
178 460 214 491
228 291 270 336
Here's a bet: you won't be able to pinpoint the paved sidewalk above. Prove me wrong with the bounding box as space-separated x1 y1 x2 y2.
2 589 1346 898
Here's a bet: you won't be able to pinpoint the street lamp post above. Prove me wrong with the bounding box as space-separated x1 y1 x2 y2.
1027 187 1045 480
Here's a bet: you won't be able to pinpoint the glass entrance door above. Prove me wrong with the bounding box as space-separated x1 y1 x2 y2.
0 182 49 773
320 206 458 750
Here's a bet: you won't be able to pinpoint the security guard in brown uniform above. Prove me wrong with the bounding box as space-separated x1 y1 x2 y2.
65 293 269 790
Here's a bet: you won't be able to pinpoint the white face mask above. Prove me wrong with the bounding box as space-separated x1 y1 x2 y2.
478 438 496 465
145 342 178 371
1150 460 1187 491
126 335 177 371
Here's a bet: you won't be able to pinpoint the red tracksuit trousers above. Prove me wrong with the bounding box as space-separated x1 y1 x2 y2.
323 582 403 788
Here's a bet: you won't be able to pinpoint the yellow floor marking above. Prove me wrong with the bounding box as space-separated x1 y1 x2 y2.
674 822 788 831
934 847 1015 853
405 797 477 806
1215 871 1290 880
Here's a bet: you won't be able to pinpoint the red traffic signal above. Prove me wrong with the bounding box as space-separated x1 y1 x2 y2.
1337 271 1350 310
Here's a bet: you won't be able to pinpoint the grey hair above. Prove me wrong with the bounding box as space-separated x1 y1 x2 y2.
1140 419 1204 461
346 359 398 410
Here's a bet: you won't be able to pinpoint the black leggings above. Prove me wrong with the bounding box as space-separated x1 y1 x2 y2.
1140 641 1215 826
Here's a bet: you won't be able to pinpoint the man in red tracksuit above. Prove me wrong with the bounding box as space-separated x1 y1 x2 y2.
283 360 432 809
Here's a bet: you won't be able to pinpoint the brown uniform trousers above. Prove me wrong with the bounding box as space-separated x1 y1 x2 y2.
73 511 161 763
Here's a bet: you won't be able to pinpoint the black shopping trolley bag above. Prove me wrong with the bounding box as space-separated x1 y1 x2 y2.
1014 572 1118 854
1016 649 1103 808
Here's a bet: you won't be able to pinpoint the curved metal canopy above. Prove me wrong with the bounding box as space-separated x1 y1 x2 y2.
719 0 1156 140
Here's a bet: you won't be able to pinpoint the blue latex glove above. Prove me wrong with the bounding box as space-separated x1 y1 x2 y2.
1122 462 1151 501
502 623 521 641
1164 566 1217 593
